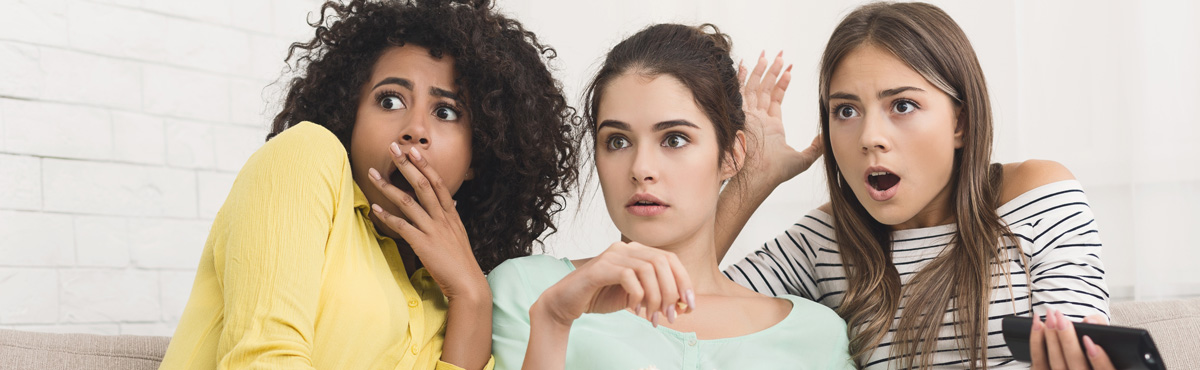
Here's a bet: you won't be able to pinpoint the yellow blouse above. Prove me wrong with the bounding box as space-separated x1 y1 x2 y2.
159 122 490 370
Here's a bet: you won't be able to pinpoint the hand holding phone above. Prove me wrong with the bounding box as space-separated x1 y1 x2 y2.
1002 314 1165 370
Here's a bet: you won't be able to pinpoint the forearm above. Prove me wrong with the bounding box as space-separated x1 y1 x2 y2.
715 173 780 259
439 285 493 370
522 299 573 370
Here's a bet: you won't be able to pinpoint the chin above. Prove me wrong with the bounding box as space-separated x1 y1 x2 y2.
617 222 680 248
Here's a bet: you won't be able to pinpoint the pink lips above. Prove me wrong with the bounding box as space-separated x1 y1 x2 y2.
863 165 900 202
626 193 669 217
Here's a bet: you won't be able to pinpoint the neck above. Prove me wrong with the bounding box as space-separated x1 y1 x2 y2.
646 218 731 295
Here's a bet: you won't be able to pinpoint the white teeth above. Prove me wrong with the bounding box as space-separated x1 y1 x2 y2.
870 171 891 176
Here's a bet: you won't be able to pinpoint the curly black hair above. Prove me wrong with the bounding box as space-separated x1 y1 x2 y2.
269 0 578 273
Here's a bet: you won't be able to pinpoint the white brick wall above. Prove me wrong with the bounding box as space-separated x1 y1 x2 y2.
0 0 322 336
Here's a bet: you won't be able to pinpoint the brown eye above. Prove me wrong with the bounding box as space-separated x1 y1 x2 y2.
606 136 630 150
434 106 460 121
662 134 689 148
835 105 858 119
380 96 404 110
893 100 918 114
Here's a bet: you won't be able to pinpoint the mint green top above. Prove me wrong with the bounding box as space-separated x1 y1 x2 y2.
488 255 855 370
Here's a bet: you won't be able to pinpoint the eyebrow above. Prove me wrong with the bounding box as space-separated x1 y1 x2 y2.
828 86 926 102
372 77 412 90
372 77 463 104
597 119 701 132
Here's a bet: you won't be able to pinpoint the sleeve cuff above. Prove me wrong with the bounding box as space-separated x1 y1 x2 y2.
435 356 494 370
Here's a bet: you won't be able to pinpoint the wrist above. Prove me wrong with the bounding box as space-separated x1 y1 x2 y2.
530 293 577 328
443 274 491 304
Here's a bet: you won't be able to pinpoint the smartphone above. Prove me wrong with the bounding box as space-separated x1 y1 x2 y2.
1002 315 1165 370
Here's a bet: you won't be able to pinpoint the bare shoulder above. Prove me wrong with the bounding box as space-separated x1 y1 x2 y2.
817 202 833 214
1000 159 1077 204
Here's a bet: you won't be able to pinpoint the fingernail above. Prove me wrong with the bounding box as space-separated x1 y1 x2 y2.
686 289 696 311
368 168 382 181
636 303 642 313
667 305 677 323
1083 336 1098 357
409 146 423 161
371 204 383 213
760 50 765 58
390 142 403 157
1032 316 1042 331
786 64 794 72
651 312 659 327
1058 311 1071 331
777 50 783 57
1044 311 1055 329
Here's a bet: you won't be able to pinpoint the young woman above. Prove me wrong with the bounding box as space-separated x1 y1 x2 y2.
159 1 577 369
719 2 1117 369
487 24 854 370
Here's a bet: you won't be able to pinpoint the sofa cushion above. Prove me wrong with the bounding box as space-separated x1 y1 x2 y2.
0 329 170 370
1111 297 1200 370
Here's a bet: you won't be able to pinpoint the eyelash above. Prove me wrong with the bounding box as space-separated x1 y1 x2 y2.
831 99 921 119
374 89 404 106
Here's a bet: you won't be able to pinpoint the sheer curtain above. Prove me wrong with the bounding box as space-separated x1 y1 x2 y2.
515 0 1200 302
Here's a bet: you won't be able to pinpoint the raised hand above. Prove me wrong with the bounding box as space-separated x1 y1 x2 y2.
738 50 823 186
534 241 696 327
366 142 484 298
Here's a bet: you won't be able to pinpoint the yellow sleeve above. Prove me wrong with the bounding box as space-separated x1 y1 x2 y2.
435 357 495 370
209 122 349 369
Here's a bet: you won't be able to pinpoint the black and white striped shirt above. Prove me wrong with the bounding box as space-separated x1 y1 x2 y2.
724 180 1109 369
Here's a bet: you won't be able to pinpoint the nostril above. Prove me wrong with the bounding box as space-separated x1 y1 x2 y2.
419 138 428 144
402 134 413 141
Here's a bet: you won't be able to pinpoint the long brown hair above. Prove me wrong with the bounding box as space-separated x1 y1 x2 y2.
817 2 1015 368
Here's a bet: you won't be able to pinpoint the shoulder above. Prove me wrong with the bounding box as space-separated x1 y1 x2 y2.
256 121 347 164
1000 159 1077 205
487 254 572 291
237 122 350 188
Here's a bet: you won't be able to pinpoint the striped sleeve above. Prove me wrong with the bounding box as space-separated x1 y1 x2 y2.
723 211 833 300
1001 180 1110 321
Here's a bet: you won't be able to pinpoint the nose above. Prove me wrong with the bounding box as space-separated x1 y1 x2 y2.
859 111 890 153
397 113 431 149
629 146 658 185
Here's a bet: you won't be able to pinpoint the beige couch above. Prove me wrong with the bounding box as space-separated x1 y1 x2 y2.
2 298 1198 369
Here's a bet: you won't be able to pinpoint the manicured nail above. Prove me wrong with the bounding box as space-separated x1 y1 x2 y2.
686 289 696 311
651 312 660 327
760 50 765 58
776 50 783 58
390 142 403 157
409 146 423 161
371 204 383 213
786 64 794 72
1083 336 1099 357
1058 311 1070 331
1044 310 1055 329
667 305 677 323
636 303 642 314
368 167 382 181
1032 316 1042 331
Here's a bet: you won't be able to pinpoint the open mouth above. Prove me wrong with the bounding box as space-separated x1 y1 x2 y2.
626 194 668 217
864 168 901 202
868 171 900 192
388 168 418 201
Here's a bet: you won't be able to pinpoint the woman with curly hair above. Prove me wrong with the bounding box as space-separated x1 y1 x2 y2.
487 23 853 370
159 0 577 369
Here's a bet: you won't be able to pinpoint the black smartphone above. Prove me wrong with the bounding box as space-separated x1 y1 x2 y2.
1001 315 1166 370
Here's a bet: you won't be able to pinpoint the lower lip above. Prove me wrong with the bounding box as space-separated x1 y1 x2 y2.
866 181 899 202
626 204 668 217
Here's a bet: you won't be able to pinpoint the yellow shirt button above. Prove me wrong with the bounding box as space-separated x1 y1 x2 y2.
411 344 420 355
408 298 419 307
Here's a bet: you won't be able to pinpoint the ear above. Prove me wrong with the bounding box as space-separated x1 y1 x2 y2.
464 167 476 181
721 130 748 181
953 106 965 149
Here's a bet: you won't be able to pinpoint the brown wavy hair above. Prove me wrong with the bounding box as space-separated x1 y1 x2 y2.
268 0 579 272
582 23 745 168
818 2 1017 368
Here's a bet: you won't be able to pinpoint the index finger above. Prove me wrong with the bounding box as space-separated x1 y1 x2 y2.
405 146 457 214
1029 315 1049 370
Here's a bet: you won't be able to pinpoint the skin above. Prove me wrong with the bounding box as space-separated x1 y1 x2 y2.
715 48 1115 368
522 72 790 370
348 44 490 370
